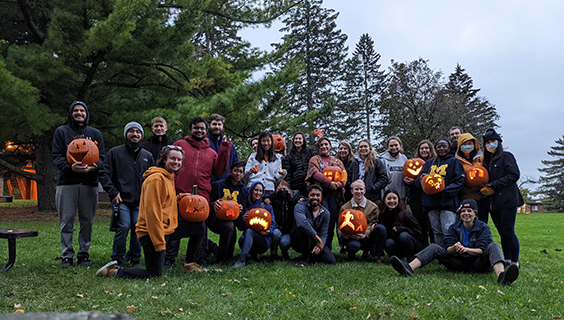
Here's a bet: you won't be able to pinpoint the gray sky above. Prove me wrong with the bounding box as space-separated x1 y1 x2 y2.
240 0 564 189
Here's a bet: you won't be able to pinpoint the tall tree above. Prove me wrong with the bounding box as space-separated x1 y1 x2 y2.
536 136 564 209
273 0 348 143
338 33 385 144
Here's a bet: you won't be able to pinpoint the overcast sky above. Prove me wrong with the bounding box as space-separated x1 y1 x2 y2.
240 0 564 189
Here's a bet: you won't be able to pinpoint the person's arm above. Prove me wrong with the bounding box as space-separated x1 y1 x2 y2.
52 128 72 173
487 153 520 191
442 159 465 197
372 160 389 192
212 140 231 177
99 148 120 202
282 154 293 183
143 179 167 252
294 203 317 239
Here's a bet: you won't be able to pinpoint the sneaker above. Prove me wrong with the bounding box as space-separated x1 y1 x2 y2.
59 258 73 268
339 247 347 255
197 258 210 267
296 260 309 267
163 259 175 269
129 259 141 268
391 256 413 276
231 255 246 269
281 251 290 261
498 264 519 285
182 262 207 273
77 256 91 266
96 261 119 277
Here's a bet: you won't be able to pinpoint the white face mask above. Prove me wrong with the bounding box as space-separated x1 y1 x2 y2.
460 144 474 153
486 141 498 153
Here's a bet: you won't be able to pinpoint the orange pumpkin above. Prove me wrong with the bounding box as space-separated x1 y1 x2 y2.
178 186 209 222
216 199 240 221
421 174 445 195
465 164 489 187
338 209 367 235
245 208 272 232
403 158 426 179
66 138 99 165
322 166 348 183
273 134 286 153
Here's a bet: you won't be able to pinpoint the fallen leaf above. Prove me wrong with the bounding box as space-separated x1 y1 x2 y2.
76 293 84 298
478 285 487 291
104 290 111 295
177 307 183 311
288 292 295 297
13 310 24 314
160 308 170 315
330 286 334 291
497 290 505 295
233 279 241 283
92 305 99 309
127 294 131 297
127 306 135 313
117 293 123 297
67 306 76 309
188 299 197 305
161 283 166 287
221 292 231 297
350 307 357 310
242 277 248 281
384 311 391 315
146 278 149 284
152 296 159 299
367 313 372 319
459 297 467 302
14 304 22 308
541 249 548 254
228 312 232 317
530 309 536 312
213 269 223 272
552 316 563 319
227 279 232 282
52 265 58 268
426 302 432 306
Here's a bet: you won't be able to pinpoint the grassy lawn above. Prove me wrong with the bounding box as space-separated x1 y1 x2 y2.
0 212 563 319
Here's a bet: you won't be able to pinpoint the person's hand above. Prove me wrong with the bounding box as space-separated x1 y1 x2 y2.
242 211 250 222
329 182 338 190
250 165 259 174
85 163 98 172
112 193 122 204
213 200 222 211
238 204 244 211
259 230 270 236
297 197 306 203
176 193 187 202
480 186 494 196
403 177 414 185
392 226 397 232
221 140 232 148
71 162 89 173
371 224 377 231
263 198 271 205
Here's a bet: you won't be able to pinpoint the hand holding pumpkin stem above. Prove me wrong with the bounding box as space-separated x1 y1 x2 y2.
176 193 187 203
213 200 222 211
71 162 91 173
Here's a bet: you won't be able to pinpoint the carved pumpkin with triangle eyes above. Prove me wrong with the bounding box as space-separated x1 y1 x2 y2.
322 166 348 183
403 158 426 179
421 174 446 195
178 186 209 222
273 134 286 153
216 199 240 221
66 138 99 165
338 209 367 235
245 208 272 232
465 164 489 187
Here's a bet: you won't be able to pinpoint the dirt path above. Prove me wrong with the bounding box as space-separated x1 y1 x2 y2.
0 206 111 222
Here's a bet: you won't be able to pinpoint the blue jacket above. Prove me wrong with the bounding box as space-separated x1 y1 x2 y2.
293 201 330 245
420 154 465 212
207 133 239 183
444 219 492 257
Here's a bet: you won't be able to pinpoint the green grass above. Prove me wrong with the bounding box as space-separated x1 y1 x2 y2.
1 213 563 319
0 199 38 208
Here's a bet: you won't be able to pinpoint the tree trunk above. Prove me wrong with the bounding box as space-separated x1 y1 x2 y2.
35 131 57 211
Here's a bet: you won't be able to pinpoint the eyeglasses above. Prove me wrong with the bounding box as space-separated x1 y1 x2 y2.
167 145 183 151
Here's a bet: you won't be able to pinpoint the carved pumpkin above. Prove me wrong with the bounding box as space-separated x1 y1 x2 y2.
273 134 286 153
403 158 426 179
216 199 240 221
66 138 99 165
178 186 209 222
322 166 348 183
245 208 272 232
338 209 367 235
421 174 445 195
465 164 489 187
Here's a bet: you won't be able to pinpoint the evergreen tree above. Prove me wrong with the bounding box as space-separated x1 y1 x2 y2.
273 0 348 143
537 136 564 209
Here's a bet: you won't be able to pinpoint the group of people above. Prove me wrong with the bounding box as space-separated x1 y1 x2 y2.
52 101 521 285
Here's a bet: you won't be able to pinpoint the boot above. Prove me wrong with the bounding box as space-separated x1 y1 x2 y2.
232 255 246 268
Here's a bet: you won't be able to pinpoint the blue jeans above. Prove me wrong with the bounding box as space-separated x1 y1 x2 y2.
238 229 280 256
415 243 504 273
279 234 291 253
490 206 520 262
428 210 457 247
111 203 141 264
385 231 425 259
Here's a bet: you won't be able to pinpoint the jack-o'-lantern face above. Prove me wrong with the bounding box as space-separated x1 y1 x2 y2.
403 158 425 179
216 200 240 221
273 134 286 153
338 209 367 235
322 166 348 183
245 208 272 232
465 164 489 187
421 174 445 195
66 138 99 165
178 187 209 222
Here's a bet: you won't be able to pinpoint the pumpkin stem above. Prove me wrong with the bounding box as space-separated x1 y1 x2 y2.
192 185 198 195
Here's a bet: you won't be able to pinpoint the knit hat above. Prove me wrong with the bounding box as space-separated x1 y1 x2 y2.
124 121 144 138
457 199 478 213
483 128 502 144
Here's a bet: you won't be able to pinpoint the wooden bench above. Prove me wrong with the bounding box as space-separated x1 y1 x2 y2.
0 195 13 203
0 229 38 271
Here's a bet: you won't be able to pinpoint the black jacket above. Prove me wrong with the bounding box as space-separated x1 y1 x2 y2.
265 190 305 234
52 102 105 186
484 151 524 211
283 147 315 192
99 145 155 206
208 177 249 226
378 208 423 243
347 158 389 203
142 135 174 162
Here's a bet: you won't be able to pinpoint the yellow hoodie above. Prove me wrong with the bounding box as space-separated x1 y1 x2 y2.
455 133 484 201
136 166 178 252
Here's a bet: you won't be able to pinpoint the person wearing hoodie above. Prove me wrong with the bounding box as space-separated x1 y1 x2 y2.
207 114 239 184
99 122 155 266
52 101 106 268
245 130 287 195
232 181 281 268
419 139 465 247
283 132 316 197
481 128 523 268
142 117 174 162
379 136 409 202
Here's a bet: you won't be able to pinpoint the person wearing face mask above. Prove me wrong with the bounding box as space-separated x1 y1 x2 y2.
99 122 155 266
245 131 287 195
283 132 316 197
379 136 409 202
481 129 523 268
348 140 388 205
418 139 465 248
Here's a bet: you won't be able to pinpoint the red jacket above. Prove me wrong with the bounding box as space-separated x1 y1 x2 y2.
173 136 230 201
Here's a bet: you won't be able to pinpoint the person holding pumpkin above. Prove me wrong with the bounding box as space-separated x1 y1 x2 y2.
305 137 346 251
347 140 388 205
207 161 249 265
245 131 287 195
283 132 317 197
379 189 424 261
379 136 409 203
481 129 523 268
404 140 436 245
391 199 519 286
338 180 387 264
419 139 465 247
232 181 281 268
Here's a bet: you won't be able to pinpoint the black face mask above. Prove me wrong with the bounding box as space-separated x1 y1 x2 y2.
126 139 141 151
276 190 289 199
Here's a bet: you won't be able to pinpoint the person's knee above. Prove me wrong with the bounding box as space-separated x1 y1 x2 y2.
398 232 411 243
345 240 361 253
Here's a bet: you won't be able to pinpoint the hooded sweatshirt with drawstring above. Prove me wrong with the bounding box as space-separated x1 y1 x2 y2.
455 133 485 201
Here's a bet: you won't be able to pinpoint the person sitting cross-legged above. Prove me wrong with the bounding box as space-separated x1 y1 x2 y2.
391 199 519 285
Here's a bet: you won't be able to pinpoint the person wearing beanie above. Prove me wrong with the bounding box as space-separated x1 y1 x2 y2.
52 101 106 268
99 121 155 266
481 128 523 268
390 199 519 285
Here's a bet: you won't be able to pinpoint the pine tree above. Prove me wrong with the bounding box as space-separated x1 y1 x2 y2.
537 136 564 209
273 0 348 143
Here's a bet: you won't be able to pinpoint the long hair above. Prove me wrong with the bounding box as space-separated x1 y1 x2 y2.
379 189 409 225
289 132 309 156
414 139 436 161
255 131 276 162
387 136 404 154
483 140 504 167
358 139 376 173
337 141 354 165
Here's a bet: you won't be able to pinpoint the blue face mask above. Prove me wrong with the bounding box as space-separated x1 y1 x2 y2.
486 141 498 153
460 144 474 153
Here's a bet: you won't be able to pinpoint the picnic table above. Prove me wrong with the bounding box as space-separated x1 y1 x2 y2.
0 228 38 271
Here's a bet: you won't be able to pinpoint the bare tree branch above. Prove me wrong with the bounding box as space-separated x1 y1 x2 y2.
0 158 44 181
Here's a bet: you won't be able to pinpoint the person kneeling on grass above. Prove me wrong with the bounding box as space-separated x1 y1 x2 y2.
391 199 519 285
97 146 206 278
